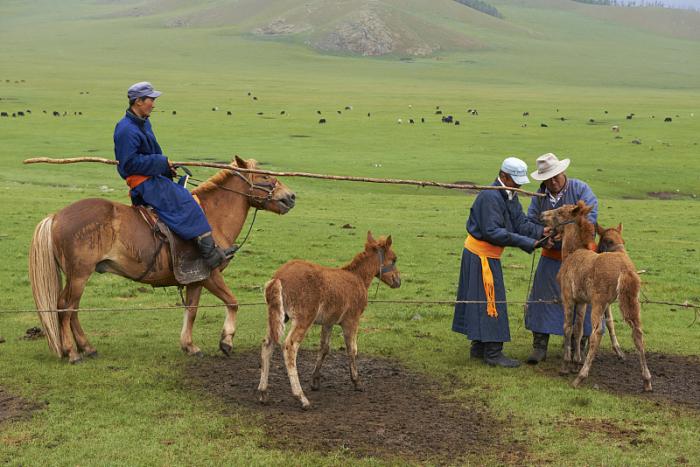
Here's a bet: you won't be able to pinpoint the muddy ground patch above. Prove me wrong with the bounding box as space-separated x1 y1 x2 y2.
0 387 41 426
545 351 700 410
185 349 527 464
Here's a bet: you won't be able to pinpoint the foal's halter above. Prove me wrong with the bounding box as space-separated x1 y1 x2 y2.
376 247 396 278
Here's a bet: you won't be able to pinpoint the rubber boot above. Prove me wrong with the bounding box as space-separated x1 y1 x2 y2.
569 334 589 358
484 342 520 368
196 232 231 269
470 340 485 359
526 332 549 365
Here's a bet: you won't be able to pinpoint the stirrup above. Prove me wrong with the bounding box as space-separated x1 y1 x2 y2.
223 244 239 260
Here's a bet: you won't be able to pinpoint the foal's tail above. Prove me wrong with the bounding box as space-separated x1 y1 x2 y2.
29 216 63 356
264 279 286 344
618 270 641 324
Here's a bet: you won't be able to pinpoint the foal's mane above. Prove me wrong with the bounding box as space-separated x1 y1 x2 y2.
342 237 388 273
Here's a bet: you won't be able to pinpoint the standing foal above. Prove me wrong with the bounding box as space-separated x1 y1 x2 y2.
542 201 652 391
257 231 401 409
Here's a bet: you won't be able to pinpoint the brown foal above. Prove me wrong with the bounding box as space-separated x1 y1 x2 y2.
542 201 652 391
257 231 401 410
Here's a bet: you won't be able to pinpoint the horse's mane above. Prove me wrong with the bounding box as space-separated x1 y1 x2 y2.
192 159 257 196
191 169 234 196
343 250 373 273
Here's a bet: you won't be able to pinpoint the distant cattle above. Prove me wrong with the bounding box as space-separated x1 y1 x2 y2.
589 118 595 123
317 110 322 115
522 111 529 117
17 111 24 117
455 120 460 126
397 118 402 124
257 112 264 115
469 109 478 116
227 111 232 115
337 110 342 114
212 107 218 111
280 110 286 115
78 111 82 115
664 117 672 122
26 109 31 114
435 110 442 115
611 125 620 132
540 123 548 127
0 112 7 117
560 117 566 121
12 113 16 117
420 117 425 123
172 110 177 115
247 92 252 96
441 115 453 123
345 106 352 110
253 96 258 101
367 112 371 117
53 111 60 117
631 139 642 144
318 118 326 124
435 106 440 110
409 119 414 124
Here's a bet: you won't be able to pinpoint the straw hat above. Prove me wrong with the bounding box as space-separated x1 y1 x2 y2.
531 153 570 181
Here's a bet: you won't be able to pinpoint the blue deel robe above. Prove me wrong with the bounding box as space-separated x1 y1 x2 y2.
525 178 600 336
113 111 211 240
452 181 545 343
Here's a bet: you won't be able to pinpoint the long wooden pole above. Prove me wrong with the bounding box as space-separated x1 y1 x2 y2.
23 156 545 197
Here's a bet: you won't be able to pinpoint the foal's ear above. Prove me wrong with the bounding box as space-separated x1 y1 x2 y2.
234 155 247 168
616 223 623 233
385 235 392 248
366 230 376 245
595 223 606 236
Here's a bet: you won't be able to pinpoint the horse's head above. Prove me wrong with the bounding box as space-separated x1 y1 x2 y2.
596 223 625 253
365 231 401 289
233 156 296 214
540 200 592 232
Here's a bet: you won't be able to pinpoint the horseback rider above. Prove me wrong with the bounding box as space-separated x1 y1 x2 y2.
113 81 232 269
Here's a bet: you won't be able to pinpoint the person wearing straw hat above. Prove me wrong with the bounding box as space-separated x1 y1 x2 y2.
452 157 547 368
524 153 598 364
113 81 234 269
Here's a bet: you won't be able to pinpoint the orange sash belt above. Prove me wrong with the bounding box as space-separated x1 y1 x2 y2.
464 235 504 318
125 174 150 189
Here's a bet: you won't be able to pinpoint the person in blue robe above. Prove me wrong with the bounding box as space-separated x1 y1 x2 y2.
524 153 598 364
113 81 230 269
452 157 546 368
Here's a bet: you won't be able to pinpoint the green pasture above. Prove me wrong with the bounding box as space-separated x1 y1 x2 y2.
1 1 699 465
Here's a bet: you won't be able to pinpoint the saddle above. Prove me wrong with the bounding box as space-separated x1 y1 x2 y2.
134 206 212 285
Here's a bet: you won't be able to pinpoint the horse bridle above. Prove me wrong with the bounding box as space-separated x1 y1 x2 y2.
376 247 396 278
199 169 278 208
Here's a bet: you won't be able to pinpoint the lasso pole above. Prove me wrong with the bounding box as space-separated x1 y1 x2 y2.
23 156 546 197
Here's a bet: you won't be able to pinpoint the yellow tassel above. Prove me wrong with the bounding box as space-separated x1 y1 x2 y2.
479 256 498 318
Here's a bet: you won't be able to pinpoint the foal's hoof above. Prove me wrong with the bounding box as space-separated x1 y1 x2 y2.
300 400 311 411
219 342 233 357
84 350 99 359
571 376 584 388
69 356 84 365
258 390 269 404
643 381 653 392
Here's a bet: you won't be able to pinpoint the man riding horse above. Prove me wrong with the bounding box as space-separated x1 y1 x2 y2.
114 81 234 269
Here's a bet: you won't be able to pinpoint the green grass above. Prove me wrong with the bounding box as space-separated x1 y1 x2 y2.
1 1 699 465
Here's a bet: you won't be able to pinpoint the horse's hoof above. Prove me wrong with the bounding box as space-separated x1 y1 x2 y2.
571 377 583 388
219 342 233 357
84 350 98 359
258 390 269 404
300 400 311 411
643 381 653 392
69 357 84 365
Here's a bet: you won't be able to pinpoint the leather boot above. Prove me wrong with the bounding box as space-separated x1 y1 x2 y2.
526 332 549 365
484 342 520 368
470 340 485 359
196 232 237 269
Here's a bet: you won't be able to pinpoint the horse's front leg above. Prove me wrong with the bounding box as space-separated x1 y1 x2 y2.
180 284 204 356
203 271 238 357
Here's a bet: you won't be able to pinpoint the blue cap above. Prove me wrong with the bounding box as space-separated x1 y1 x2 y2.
501 157 530 185
127 81 162 100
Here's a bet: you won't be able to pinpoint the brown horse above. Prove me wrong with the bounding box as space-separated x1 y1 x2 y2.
541 201 652 391
29 156 296 363
257 231 401 410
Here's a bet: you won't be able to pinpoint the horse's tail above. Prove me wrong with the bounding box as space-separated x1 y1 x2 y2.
617 270 641 325
29 216 63 357
264 279 286 345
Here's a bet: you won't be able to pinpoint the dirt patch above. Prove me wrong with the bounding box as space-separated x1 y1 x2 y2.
569 417 651 448
0 388 41 426
185 349 527 464
547 351 700 411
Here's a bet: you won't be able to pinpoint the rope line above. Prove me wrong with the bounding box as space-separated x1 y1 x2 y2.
1 297 697 315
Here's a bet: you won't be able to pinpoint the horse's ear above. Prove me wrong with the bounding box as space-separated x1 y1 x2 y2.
366 230 375 245
617 223 623 233
385 235 392 248
595 223 605 236
234 155 247 168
